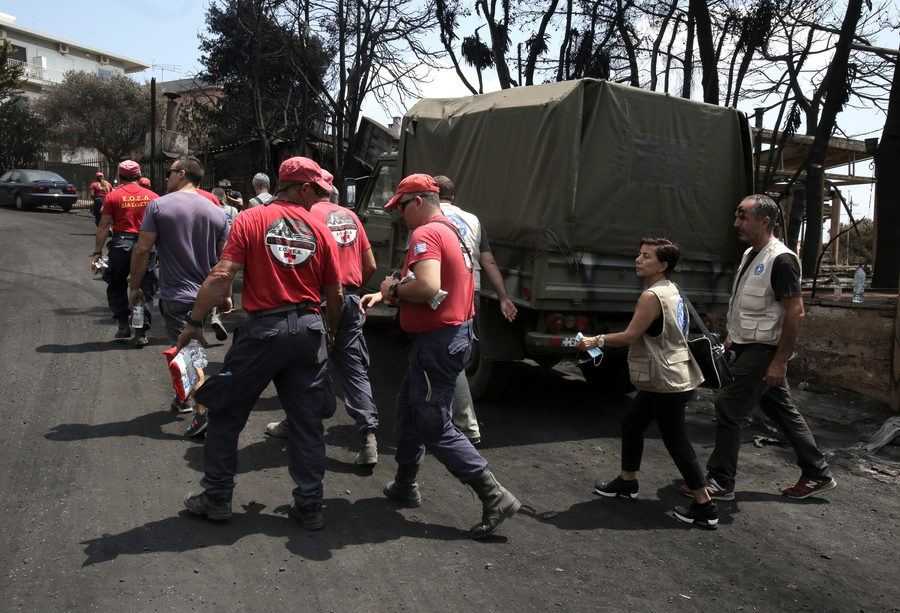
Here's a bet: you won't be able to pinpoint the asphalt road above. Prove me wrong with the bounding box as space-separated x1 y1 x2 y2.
2 205 899 612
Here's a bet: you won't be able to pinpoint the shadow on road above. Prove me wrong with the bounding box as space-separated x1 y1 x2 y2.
45 410 186 442
80 496 466 566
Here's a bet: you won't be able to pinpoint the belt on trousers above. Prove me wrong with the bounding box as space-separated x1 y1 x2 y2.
248 301 320 319
342 284 360 296
410 319 472 342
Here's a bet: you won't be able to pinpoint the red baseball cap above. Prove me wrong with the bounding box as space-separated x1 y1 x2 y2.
320 169 334 190
385 174 439 209
118 160 141 178
278 157 331 191
138 177 151 188
95 172 104 179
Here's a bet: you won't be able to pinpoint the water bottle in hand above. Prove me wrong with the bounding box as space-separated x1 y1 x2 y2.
188 339 208 369
131 301 144 328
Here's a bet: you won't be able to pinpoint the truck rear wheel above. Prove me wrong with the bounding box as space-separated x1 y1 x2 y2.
579 353 634 395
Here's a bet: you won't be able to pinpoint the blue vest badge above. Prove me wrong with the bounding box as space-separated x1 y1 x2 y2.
676 299 687 334
754 263 765 275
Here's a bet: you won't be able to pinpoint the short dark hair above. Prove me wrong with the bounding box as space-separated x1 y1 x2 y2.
434 175 454 200
743 194 780 233
175 156 204 186
640 237 680 278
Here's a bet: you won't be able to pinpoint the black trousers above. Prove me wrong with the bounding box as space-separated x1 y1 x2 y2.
620 389 707 491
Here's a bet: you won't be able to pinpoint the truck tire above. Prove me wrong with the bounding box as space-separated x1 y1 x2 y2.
579 353 634 395
465 338 511 400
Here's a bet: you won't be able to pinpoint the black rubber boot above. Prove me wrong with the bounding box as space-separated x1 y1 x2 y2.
384 463 421 508
115 315 131 339
468 469 521 539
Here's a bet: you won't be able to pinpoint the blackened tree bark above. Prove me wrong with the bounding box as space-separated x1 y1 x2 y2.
690 0 718 104
872 40 900 290
798 0 863 276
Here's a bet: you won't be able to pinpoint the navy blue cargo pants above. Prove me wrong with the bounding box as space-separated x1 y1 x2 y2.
395 320 487 483
195 310 336 505
327 292 378 433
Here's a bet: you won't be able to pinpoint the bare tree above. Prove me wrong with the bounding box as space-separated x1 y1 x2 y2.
286 0 440 191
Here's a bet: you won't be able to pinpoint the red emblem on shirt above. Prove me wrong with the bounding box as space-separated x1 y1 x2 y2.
325 210 358 248
265 218 317 269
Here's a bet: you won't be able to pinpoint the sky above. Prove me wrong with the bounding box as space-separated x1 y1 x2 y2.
3 1 890 222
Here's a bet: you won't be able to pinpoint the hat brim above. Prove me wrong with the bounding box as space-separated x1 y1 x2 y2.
384 193 403 209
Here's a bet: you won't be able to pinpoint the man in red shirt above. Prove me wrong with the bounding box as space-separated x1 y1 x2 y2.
90 172 112 226
91 161 158 346
263 170 379 465
177 157 343 530
360 174 520 539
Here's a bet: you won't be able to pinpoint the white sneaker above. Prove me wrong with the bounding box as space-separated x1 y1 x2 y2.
210 307 227 341
265 419 288 438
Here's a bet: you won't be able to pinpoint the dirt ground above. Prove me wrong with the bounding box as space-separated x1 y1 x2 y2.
1 207 899 612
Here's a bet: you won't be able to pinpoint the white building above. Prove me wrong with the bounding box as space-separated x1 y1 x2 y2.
1 11 148 103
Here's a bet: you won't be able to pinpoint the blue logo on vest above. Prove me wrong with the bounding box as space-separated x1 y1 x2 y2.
754 263 765 275
676 299 687 334
445 214 467 237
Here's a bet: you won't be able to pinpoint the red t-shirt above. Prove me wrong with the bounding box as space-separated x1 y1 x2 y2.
399 215 475 334
221 200 342 312
90 181 112 198
197 189 221 207
310 201 371 288
101 183 158 234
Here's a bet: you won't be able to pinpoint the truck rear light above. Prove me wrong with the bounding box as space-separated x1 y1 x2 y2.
546 313 565 333
573 316 588 332
523 286 531 299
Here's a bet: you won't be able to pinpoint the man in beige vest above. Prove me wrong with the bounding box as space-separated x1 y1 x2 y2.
683 194 835 501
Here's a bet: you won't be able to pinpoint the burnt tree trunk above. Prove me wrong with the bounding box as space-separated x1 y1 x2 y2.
872 40 900 290
799 0 863 276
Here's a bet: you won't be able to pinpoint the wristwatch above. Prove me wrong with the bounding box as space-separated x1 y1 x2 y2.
185 311 203 327
598 334 606 348
388 283 399 298
92 251 103 256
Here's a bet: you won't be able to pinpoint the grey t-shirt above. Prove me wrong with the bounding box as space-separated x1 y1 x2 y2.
141 191 229 303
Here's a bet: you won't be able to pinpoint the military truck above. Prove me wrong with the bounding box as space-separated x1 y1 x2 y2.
353 79 752 398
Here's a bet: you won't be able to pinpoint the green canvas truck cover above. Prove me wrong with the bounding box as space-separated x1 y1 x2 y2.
399 79 751 265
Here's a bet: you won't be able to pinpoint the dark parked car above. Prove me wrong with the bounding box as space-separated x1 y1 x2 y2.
0 169 78 212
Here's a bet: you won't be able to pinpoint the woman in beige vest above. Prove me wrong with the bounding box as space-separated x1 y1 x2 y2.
575 237 717 529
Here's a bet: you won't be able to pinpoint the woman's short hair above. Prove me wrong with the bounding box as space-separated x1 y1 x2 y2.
640 237 680 278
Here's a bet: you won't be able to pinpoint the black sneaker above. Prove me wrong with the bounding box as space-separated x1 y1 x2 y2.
594 476 639 499
290 500 324 531
171 397 197 414
674 500 718 530
184 491 232 520
185 411 208 437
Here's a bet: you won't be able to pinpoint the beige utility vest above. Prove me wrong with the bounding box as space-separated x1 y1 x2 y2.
628 280 704 393
726 236 799 346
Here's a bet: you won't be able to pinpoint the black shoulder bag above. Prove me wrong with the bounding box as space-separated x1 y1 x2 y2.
675 284 733 389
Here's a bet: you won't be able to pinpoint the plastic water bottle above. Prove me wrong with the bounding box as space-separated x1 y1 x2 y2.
131 301 144 328
853 265 866 304
188 339 208 369
97 255 109 270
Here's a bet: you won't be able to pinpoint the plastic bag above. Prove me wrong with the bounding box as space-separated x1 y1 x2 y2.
162 346 202 403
